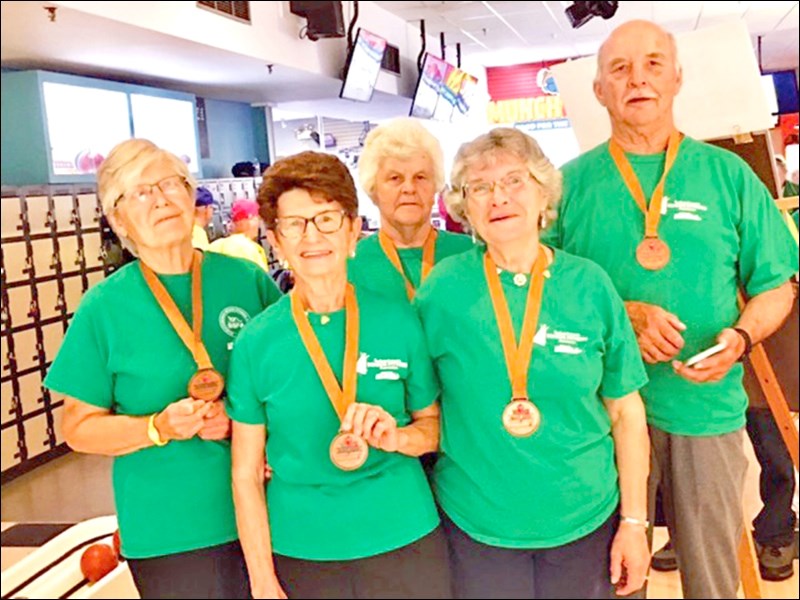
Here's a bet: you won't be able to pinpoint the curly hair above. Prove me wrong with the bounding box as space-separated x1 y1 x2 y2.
258 151 358 229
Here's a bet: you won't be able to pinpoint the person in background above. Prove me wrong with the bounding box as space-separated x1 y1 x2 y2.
546 20 798 598
776 154 799 199
45 138 281 599
192 186 216 250
209 199 269 271
348 117 473 305
232 161 258 178
416 127 651 599
227 151 450 599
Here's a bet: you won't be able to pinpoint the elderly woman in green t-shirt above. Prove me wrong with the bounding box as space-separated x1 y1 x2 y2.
46 139 281 599
348 117 473 303
414 128 651 599
227 151 450 599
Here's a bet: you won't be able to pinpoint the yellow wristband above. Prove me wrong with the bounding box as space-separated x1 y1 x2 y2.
147 413 168 447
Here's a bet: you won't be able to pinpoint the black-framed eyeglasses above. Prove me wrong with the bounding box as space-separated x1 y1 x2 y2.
274 209 347 239
116 175 188 207
462 172 535 200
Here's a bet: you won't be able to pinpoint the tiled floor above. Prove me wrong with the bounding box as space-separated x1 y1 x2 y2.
1 443 797 599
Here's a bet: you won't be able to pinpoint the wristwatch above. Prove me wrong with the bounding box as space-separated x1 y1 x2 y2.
147 413 168 447
733 327 753 361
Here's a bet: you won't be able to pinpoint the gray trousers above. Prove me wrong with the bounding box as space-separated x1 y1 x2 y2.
648 425 748 599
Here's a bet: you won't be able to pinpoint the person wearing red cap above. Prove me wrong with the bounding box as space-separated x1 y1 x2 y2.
209 199 269 271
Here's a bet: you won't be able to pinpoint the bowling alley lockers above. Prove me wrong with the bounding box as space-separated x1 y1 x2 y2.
0 177 274 482
1 185 109 482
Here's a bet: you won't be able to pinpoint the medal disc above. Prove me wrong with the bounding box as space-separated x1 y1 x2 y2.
636 237 670 270
329 432 369 471
187 368 225 401
502 399 541 437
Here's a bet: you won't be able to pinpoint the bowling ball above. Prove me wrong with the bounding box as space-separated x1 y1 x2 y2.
80 543 119 583
112 530 121 558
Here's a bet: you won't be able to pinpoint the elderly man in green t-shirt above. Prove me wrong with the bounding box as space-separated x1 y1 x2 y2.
546 20 798 599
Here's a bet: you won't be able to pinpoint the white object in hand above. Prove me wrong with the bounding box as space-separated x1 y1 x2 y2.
685 342 728 367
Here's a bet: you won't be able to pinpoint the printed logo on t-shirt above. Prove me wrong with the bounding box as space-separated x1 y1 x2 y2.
534 324 589 354
357 352 407 380
662 196 708 222
219 306 251 337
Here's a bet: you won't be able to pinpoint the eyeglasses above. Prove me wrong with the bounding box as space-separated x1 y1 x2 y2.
275 209 347 239
462 172 534 200
117 175 188 206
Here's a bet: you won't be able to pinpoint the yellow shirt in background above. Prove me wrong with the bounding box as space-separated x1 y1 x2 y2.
208 233 269 272
192 225 210 250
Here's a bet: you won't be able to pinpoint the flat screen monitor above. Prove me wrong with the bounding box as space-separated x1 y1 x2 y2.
42 82 131 176
410 53 478 122
130 94 200 172
340 28 387 102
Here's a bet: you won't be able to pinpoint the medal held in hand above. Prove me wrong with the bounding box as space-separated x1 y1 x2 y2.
292 284 368 470
187 368 225 402
609 130 682 271
329 431 369 471
484 247 549 438
140 251 224 402
502 398 542 437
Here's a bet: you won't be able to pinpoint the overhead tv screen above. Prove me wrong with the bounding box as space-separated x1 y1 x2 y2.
42 82 131 176
340 28 387 102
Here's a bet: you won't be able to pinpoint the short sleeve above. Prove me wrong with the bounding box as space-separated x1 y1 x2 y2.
737 167 799 296
597 271 649 400
44 295 113 409
402 308 440 412
225 332 267 425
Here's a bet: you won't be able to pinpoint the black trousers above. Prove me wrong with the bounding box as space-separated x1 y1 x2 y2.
746 408 798 547
442 511 618 599
126 540 250 599
274 527 451 599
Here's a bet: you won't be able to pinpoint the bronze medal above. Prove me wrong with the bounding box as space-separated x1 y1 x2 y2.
636 237 670 270
502 398 541 437
187 368 225 402
329 432 369 471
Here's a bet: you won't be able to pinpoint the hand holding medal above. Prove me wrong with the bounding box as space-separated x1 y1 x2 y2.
291 283 370 471
152 398 213 443
140 251 225 402
341 403 399 452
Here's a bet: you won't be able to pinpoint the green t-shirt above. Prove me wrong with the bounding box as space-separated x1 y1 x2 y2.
348 229 474 303
414 246 647 548
44 253 281 559
226 288 440 561
546 137 798 436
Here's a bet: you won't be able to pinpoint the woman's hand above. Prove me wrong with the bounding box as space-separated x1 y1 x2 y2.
153 398 213 442
609 522 651 596
341 403 399 452
198 400 232 440
251 572 288 599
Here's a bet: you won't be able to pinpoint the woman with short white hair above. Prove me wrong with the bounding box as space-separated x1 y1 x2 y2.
348 118 473 303
45 138 281 598
415 127 652 598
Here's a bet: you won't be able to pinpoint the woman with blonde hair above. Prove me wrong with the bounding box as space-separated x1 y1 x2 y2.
349 118 472 303
415 128 651 598
45 138 281 598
